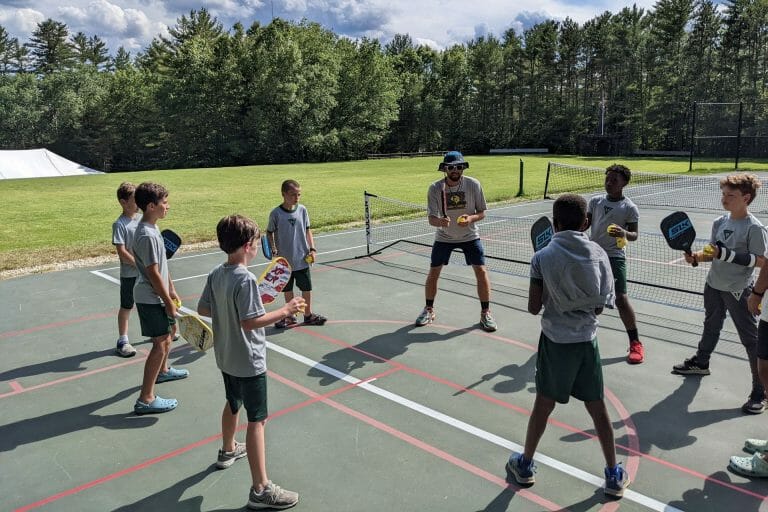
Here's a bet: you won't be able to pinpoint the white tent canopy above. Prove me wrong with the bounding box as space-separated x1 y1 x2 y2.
0 149 102 179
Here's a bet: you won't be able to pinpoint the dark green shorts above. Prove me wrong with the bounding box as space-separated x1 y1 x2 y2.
135 303 175 339
120 277 136 309
223 372 268 422
609 257 627 295
535 332 604 404
284 267 312 292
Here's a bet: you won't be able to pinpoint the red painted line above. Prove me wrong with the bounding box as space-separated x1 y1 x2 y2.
14 367 399 512
0 311 117 340
295 320 768 502
8 380 23 392
268 370 568 511
0 349 149 399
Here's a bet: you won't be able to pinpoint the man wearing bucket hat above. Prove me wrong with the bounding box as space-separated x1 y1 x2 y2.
415 151 497 332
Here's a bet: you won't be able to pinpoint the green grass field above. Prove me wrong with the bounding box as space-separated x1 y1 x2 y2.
2 155 766 273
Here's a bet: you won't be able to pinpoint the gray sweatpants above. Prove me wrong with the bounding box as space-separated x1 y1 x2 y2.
696 283 764 395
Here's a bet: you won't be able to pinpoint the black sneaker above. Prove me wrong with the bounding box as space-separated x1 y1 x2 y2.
671 356 710 375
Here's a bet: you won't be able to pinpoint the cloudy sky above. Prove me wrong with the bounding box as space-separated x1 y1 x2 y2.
0 0 662 55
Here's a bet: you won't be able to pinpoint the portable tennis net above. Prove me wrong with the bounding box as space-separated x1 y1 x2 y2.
543 162 768 215
363 191 713 311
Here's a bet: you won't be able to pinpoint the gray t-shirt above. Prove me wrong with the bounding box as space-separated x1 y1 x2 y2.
132 222 169 304
198 263 267 377
531 231 615 343
427 176 487 243
707 213 767 292
267 204 311 271
587 195 640 258
112 214 139 278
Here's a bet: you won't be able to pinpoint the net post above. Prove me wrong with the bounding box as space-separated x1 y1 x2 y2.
516 159 524 197
543 161 551 199
364 191 372 256
736 101 743 170
689 101 696 172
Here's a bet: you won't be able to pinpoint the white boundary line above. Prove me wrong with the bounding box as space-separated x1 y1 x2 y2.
89 263 676 510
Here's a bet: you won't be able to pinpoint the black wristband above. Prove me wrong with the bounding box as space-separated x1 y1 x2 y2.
309 247 317 252
753 290 765 297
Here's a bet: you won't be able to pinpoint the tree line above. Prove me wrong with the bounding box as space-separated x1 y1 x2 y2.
0 0 766 171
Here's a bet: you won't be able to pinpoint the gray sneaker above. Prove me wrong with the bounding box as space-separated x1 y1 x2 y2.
116 342 136 358
415 307 435 326
248 481 298 510
216 441 247 469
480 310 497 332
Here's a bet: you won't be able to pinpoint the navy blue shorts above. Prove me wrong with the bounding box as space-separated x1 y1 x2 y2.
430 239 486 267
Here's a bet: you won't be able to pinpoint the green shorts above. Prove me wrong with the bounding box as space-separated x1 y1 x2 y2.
284 267 312 292
535 332 604 404
120 277 136 309
223 372 268 422
135 303 175 338
609 257 627 295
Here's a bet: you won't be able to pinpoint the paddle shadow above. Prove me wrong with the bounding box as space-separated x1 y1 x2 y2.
454 352 537 396
308 324 466 385
0 386 157 452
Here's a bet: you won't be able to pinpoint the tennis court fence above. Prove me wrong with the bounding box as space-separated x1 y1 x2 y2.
363 191 714 311
544 161 768 215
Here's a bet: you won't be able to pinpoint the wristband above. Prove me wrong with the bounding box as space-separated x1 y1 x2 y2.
309 247 317 252
716 242 757 267
753 290 765 297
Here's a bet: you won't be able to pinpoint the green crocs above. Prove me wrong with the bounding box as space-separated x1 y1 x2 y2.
744 438 768 454
729 453 768 478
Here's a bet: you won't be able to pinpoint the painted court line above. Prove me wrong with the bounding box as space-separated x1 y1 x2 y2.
267 342 680 512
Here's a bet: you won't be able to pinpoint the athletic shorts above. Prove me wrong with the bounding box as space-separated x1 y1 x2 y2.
430 239 486 267
119 277 136 309
609 257 627 295
758 320 768 360
535 332 604 404
222 371 268 422
136 303 175 338
284 267 312 292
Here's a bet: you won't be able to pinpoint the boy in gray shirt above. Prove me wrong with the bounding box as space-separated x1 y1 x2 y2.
198 215 304 509
506 194 630 497
112 182 139 357
672 174 768 414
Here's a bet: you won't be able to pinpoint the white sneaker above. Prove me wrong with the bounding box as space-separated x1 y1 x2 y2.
116 342 137 358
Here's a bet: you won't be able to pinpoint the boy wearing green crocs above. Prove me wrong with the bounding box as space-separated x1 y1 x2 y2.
132 182 187 415
199 215 304 509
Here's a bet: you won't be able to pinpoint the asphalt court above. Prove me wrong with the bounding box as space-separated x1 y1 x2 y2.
2 198 768 511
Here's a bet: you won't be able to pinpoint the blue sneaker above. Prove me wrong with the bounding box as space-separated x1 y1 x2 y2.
156 367 189 383
505 453 536 485
134 396 178 415
604 463 630 497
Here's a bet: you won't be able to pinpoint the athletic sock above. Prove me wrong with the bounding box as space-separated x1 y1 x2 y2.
117 335 129 346
481 301 490 311
426 299 434 309
627 329 639 342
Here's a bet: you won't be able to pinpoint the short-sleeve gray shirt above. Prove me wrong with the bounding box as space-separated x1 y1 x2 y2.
707 213 767 292
427 176 487 243
267 204 311 271
198 263 267 377
587 195 640 258
112 214 139 278
132 222 169 304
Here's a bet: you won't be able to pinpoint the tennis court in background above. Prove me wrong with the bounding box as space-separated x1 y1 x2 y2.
2 196 768 512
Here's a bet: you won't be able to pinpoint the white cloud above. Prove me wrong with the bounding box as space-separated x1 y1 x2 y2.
0 7 45 37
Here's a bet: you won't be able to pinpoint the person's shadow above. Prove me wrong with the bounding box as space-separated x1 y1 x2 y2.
454 353 537 396
308 324 467 385
0 386 157 452
0 348 120 381
668 470 764 512
560 376 744 453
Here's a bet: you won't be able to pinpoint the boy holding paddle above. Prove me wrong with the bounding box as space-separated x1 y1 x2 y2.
132 182 187 415
198 215 304 509
586 164 643 364
507 193 630 497
267 179 326 328
671 174 768 414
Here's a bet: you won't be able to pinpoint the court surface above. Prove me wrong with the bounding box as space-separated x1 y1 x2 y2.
2 198 767 512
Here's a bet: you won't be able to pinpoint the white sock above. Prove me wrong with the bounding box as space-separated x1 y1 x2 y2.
117 335 129 344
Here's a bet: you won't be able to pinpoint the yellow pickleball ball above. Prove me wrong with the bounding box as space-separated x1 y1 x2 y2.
702 244 715 257
173 298 182 308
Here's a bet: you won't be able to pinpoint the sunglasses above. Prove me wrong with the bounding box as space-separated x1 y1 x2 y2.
444 164 465 172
